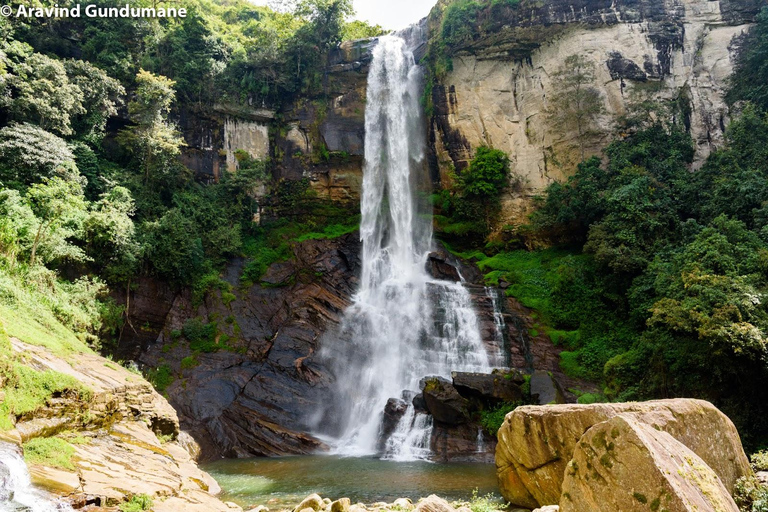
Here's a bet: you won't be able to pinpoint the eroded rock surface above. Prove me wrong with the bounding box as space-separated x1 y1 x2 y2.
560 414 739 512
6 338 237 511
495 399 751 508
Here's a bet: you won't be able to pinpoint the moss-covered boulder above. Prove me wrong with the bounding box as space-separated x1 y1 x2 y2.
560 414 739 512
495 399 751 508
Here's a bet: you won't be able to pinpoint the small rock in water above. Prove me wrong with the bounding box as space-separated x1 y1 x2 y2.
323 498 332 505
393 498 413 509
414 495 456 512
295 494 324 512
532 507 559 512
246 506 269 512
349 504 367 512
331 498 351 512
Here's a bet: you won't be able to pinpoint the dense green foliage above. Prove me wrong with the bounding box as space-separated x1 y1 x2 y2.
0 0 369 417
433 146 511 245
727 8 768 112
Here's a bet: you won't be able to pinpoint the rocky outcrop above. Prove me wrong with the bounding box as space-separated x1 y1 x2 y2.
137 233 361 460
495 399 752 509
560 415 739 512
421 377 471 425
4 337 237 511
428 0 762 227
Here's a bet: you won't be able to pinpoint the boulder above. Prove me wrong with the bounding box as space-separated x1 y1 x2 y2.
380 399 408 440
451 372 523 403
420 377 470 425
412 393 428 413
532 507 559 512
426 253 461 282
560 415 739 512
414 495 456 512
295 494 324 512
331 498 351 512
529 370 565 405
495 399 752 508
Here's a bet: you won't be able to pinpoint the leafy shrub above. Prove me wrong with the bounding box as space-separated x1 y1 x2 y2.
735 476 768 512
479 402 521 436
182 318 220 353
145 364 173 394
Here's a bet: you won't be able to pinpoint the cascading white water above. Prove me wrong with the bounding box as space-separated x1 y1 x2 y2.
323 35 491 460
0 442 73 512
485 287 508 367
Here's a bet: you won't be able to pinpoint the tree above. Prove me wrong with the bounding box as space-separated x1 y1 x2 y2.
117 70 184 183
0 123 75 187
84 186 140 283
726 7 768 111
0 41 84 135
26 177 88 266
547 55 605 160
64 59 125 142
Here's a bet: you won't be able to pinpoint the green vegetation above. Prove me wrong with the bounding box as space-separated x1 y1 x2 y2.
0 0 367 395
466 489 506 512
433 146 512 245
119 494 153 512
22 437 76 470
479 401 521 435
735 476 768 512
438 8 768 450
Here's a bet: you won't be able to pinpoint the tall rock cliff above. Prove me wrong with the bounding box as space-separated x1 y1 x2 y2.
428 0 762 226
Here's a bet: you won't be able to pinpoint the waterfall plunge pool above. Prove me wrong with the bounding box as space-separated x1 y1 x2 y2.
201 455 499 509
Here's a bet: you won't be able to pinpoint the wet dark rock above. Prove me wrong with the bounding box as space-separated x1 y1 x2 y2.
431 422 495 463
426 252 461 282
420 376 471 425
412 393 428 413
133 233 361 460
451 372 524 404
530 370 566 405
378 398 409 451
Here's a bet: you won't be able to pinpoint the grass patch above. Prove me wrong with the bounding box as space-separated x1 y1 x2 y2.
145 364 173 394
119 494 153 512
23 437 75 470
180 354 198 370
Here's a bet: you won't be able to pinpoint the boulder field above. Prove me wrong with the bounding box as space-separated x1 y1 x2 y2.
495 399 753 511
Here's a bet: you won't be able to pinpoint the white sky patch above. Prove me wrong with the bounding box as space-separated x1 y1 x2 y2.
247 0 435 31
352 0 435 30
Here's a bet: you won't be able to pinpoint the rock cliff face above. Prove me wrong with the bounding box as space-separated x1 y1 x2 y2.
429 0 762 227
136 233 361 460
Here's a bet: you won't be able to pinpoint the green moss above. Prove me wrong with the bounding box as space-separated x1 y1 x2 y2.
23 437 75 470
180 355 198 370
479 402 522 436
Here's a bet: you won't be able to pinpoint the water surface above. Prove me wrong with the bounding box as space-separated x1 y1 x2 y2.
202 455 498 509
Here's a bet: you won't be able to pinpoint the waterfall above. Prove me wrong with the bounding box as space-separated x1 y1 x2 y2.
485 287 508 367
320 35 491 460
0 442 73 512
